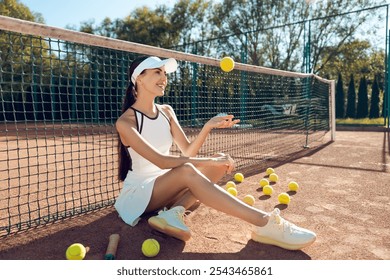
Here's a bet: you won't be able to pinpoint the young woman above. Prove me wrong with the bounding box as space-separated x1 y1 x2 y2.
114 56 316 250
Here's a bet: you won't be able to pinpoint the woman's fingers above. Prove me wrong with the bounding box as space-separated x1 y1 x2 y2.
217 117 240 128
221 154 235 174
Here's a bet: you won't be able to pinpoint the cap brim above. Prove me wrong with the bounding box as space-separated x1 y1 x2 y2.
146 58 178 73
131 56 178 84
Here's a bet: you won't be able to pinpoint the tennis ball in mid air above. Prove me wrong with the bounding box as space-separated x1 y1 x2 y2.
278 193 291 205
66 243 87 260
220 56 235 72
234 172 244 183
259 178 269 187
266 167 275 175
227 187 238 196
142 239 160 258
269 173 279 182
225 181 236 189
262 185 273 196
288 181 299 192
242 194 255 206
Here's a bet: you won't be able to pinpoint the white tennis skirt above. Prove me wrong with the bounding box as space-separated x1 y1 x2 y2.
114 169 170 226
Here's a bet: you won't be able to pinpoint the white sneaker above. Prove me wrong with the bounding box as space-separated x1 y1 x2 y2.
251 208 316 250
148 206 191 241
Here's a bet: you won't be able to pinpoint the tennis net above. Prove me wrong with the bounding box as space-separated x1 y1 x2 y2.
0 15 335 237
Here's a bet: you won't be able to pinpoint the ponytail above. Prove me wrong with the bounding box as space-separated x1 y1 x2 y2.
117 55 150 181
117 83 137 181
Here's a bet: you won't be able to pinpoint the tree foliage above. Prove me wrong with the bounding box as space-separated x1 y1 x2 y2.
369 75 380 118
2 0 388 121
356 76 368 118
0 0 41 22
336 73 345 118
346 74 356 118
71 0 386 73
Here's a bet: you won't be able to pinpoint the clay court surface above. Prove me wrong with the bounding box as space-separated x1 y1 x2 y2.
0 129 389 260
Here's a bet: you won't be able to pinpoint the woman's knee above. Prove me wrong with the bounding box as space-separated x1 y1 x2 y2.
172 163 203 184
196 153 229 183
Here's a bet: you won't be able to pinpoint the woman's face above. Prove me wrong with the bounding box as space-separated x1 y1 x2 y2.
138 66 167 97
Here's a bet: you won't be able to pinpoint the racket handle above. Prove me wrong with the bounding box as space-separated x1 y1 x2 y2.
104 234 120 260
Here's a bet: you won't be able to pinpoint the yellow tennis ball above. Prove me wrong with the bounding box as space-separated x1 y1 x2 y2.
259 178 269 187
278 192 291 205
288 181 299 192
234 172 244 182
262 185 273 195
269 173 279 182
66 243 86 260
142 238 160 258
266 167 275 175
220 56 235 72
227 187 238 196
225 181 237 189
242 194 255 206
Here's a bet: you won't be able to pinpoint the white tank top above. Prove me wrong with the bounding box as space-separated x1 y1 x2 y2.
126 105 172 174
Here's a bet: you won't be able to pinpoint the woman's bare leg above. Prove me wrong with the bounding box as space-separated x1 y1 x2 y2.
167 153 228 210
146 162 316 250
146 163 268 227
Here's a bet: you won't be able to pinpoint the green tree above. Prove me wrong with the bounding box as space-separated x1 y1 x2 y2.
208 0 384 71
77 1 214 50
356 76 368 118
115 6 173 47
210 0 307 69
318 40 385 86
169 0 215 52
0 0 42 22
0 0 52 121
336 73 345 118
345 74 356 118
369 75 380 118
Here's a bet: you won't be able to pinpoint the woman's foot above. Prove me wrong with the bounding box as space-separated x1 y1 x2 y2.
148 206 191 241
251 208 316 250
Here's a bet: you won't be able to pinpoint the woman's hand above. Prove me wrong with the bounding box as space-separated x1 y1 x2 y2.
204 114 240 130
212 153 235 174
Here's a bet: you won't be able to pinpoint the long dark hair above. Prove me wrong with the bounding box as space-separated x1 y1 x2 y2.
118 56 149 181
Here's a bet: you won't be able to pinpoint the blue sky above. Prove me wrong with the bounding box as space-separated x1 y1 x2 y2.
19 0 179 28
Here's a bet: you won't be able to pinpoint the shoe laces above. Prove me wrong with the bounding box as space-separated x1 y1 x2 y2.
172 207 186 222
160 206 189 223
269 208 294 234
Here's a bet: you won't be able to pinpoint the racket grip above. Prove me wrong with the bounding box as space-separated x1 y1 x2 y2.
104 234 120 260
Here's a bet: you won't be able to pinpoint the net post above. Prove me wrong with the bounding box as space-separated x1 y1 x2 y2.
330 80 336 141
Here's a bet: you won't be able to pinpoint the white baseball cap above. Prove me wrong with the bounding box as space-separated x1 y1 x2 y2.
131 56 178 84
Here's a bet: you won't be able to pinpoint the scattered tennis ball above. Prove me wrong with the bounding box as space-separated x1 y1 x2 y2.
220 56 235 72
278 192 291 205
266 167 275 175
269 173 279 182
262 185 273 196
242 194 255 206
225 181 237 189
259 178 269 187
66 243 87 260
227 187 238 196
142 238 160 258
288 181 299 192
234 172 244 183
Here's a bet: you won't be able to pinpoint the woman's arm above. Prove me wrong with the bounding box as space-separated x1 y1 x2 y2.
162 105 240 157
116 111 234 172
